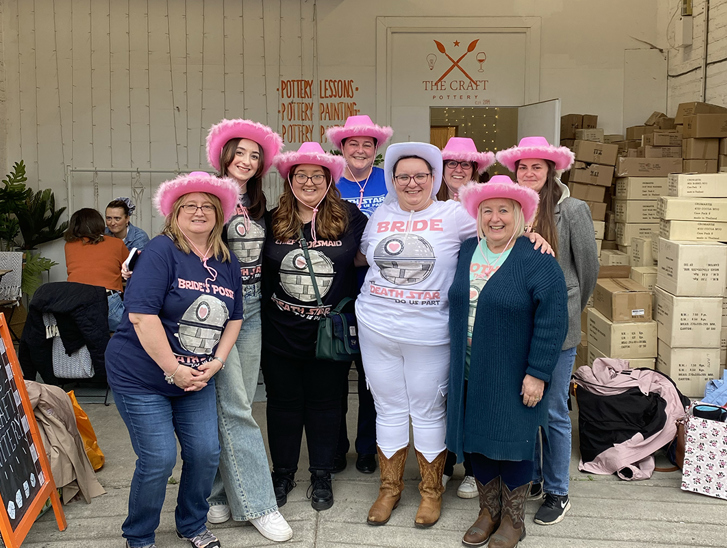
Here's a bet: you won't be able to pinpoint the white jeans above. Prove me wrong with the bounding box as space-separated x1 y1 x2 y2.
358 322 450 462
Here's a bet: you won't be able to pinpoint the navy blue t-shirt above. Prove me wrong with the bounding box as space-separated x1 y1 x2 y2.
337 166 387 218
106 235 243 396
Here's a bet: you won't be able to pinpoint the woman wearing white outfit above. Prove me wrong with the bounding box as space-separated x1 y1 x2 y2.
356 143 552 529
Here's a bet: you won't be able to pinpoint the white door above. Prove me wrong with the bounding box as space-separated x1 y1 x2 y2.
517 99 561 145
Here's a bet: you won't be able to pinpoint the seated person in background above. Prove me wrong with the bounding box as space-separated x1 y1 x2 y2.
105 197 151 251
64 208 128 331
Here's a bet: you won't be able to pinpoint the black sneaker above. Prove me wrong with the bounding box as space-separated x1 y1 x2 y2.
271 471 296 508
534 493 571 525
528 481 543 500
307 470 334 511
332 453 347 474
176 528 221 548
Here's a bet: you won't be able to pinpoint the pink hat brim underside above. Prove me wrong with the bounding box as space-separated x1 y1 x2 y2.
206 119 283 175
442 150 495 174
274 151 347 182
496 146 575 172
458 181 540 225
326 124 394 150
154 175 240 224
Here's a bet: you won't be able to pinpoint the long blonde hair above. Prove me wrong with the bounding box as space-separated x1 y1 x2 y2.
162 193 231 262
477 199 526 243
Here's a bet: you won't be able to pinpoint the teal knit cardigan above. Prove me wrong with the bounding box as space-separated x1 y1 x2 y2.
446 236 568 462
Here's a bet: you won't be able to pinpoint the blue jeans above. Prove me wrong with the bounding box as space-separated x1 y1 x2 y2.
114 384 220 547
209 287 278 520
108 291 124 332
534 346 576 496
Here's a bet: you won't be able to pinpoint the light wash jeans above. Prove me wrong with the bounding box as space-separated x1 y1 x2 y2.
534 346 577 497
107 291 124 332
208 285 278 520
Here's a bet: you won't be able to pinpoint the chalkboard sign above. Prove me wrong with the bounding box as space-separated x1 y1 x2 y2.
0 314 66 548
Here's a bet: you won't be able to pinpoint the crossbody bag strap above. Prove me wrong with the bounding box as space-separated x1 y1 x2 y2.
298 228 324 308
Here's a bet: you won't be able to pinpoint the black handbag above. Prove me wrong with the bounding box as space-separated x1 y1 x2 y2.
298 230 360 361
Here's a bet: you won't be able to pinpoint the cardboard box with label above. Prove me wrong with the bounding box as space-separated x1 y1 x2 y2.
683 114 727 139
600 249 629 266
615 177 669 199
658 197 727 221
593 278 652 322
582 114 598 129
657 238 727 296
631 266 658 291
575 128 604 142
615 157 683 178
683 138 719 159
569 182 606 203
630 237 656 267
643 146 682 158
561 114 583 140
605 134 624 144
570 162 614 187
573 140 619 166
667 172 727 197
587 308 657 358
642 132 682 147
675 102 727 125
616 222 659 246
659 219 727 241
654 287 722 347
586 200 607 221
723 297 727 325
593 220 605 240
683 159 718 173
656 340 720 397
613 199 659 223
588 345 655 370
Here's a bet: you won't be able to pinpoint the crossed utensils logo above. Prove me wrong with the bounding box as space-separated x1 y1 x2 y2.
428 39 486 85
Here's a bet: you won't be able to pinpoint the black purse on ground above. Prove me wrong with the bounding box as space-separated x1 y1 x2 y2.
298 230 360 361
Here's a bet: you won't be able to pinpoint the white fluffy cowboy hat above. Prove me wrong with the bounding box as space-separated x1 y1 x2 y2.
383 142 443 200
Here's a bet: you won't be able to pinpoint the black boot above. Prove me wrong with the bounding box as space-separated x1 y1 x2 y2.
271 469 297 508
307 470 334 511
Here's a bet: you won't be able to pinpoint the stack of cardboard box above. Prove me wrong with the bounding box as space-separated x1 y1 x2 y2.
567 140 618 225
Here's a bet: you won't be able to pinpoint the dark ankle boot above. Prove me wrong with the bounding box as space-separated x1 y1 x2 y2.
367 446 409 525
462 476 501 546
488 482 529 548
271 470 297 508
414 449 447 528
308 470 334 511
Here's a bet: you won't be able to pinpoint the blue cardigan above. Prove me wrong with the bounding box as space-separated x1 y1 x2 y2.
446 236 568 462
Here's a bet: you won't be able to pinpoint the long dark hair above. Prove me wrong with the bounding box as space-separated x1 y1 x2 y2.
64 208 106 244
436 160 479 201
218 137 267 221
515 159 561 257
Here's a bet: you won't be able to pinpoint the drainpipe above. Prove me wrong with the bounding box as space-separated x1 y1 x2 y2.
701 0 710 101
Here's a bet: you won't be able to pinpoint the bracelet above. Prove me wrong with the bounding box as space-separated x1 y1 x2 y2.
164 364 181 385
211 356 225 370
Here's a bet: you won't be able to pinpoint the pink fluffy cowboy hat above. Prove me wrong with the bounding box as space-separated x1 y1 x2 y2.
496 136 575 172
441 137 495 174
273 142 347 182
206 119 283 175
325 115 394 150
458 175 540 225
154 171 240 223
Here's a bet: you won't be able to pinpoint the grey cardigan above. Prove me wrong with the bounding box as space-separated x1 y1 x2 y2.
554 182 600 350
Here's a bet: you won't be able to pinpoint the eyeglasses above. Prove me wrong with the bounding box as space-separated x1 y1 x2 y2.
181 204 215 214
293 173 327 185
445 160 473 170
394 173 431 186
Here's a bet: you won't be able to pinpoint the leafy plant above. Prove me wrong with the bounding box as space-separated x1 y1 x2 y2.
16 188 69 250
0 161 32 250
21 253 58 298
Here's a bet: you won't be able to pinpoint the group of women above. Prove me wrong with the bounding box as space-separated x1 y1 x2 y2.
96 113 599 548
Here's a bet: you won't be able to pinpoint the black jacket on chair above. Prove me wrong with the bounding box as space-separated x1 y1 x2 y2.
20 282 110 384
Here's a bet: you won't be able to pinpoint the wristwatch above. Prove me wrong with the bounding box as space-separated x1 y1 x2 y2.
211 356 225 370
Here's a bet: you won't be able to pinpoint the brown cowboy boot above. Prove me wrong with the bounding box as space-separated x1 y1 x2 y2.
414 449 447 528
367 446 409 525
462 476 501 546
488 482 530 548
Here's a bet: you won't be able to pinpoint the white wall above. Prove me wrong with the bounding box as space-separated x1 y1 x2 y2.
0 0 667 278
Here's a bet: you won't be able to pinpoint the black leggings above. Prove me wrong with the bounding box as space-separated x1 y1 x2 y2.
261 350 350 473
469 453 534 491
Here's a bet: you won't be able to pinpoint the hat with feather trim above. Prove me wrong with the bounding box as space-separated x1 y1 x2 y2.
273 142 346 182
206 119 283 175
441 137 495 174
326 115 394 150
154 171 240 223
496 136 575 172
458 175 540 225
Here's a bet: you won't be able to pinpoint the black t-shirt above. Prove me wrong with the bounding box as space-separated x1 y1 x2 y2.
261 200 368 358
222 194 266 287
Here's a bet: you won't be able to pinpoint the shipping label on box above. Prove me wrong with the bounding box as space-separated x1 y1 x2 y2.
683 159 718 173
613 199 659 223
657 238 727 296
682 138 719 159
593 220 605 240
586 200 607 221
654 287 721 347
573 140 619 166
667 172 727 197
615 157 683 178
616 222 659 246
643 132 682 147
593 278 652 322
600 249 629 266
587 308 657 358
644 146 682 158
570 162 614 187
683 114 727 139
615 177 669 199
575 128 604 142
659 219 727 241
658 197 727 221
568 182 606 203
630 266 658 291
588 345 655 369
656 340 720 397
630 237 656 267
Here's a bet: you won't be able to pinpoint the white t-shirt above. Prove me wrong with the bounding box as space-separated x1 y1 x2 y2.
356 199 476 345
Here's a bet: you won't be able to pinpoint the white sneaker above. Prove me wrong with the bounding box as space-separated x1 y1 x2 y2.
250 510 293 542
206 504 230 524
442 474 452 488
457 475 478 499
